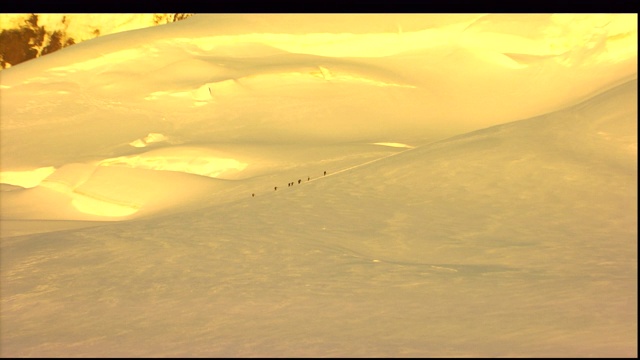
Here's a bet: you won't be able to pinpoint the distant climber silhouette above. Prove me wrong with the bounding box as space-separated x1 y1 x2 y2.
252 193 255 197
274 186 278 191
298 179 301 184
324 171 327 176
308 176 310 181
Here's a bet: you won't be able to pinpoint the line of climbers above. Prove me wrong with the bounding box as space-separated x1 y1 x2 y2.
251 170 327 197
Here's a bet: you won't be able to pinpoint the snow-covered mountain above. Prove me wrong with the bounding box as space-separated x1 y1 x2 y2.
0 14 637 357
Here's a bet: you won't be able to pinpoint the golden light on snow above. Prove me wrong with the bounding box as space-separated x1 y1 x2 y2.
372 142 414 148
0 166 56 188
70 192 140 217
97 148 249 179
0 13 636 220
128 132 169 148
0 14 636 358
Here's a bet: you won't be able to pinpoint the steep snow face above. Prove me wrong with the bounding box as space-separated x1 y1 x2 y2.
0 15 636 166
311 79 637 267
0 13 636 224
0 14 637 357
0 13 636 225
0 79 636 357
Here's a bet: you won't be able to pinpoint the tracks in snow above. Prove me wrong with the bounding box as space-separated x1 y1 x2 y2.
308 145 417 183
251 144 419 198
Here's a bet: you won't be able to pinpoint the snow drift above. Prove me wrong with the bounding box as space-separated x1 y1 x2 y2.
0 14 637 358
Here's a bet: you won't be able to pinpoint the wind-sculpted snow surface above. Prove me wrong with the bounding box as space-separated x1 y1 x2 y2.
0 14 637 357
1 15 636 143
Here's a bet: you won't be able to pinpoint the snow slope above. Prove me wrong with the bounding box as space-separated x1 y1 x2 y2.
0 14 637 357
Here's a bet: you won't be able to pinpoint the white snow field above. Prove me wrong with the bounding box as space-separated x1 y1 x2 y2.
0 14 637 357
